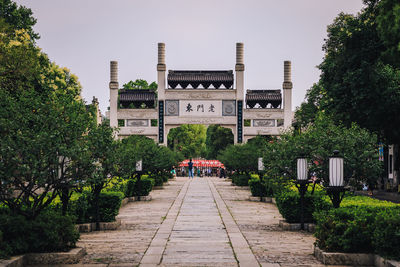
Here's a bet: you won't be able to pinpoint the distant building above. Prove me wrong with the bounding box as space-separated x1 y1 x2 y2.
107 43 293 143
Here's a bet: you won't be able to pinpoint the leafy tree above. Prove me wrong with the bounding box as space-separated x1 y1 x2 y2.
376 0 400 67
122 79 157 91
294 83 325 128
0 25 94 219
167 124 206 158
315 0 400 144
205 125 234 159
263 112 382 190
218 137 267 173
81 123 119 229
0 0 39 41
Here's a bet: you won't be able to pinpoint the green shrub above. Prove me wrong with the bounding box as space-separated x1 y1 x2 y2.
314 207 379 253
249 175 267 197
150 173 163 187
126 179 136 197
102 177 128 195
0 210 79 258
263 177 275 197
95 191 124 222
341 195 399 208
163 171 173 182
133 176 154 196
373 208 400 260
232 173 250 186
264 176 291 197
74 191 124 223
275 190 330 223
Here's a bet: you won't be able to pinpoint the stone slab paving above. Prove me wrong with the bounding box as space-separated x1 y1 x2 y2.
143 177 239 266
211 177 364 267
29 176 366 267
75 178 187 265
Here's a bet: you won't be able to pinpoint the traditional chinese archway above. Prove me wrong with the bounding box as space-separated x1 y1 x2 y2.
108 43 293 144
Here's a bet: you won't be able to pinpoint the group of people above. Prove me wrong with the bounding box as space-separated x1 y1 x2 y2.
186 159 225 179
170 159 226 179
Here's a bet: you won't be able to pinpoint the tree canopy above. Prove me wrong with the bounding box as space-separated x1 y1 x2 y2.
0 0 39 41
122 79 157 91
264 112 382 189
295 0 400 144
204 125 234 159
167 124 206 159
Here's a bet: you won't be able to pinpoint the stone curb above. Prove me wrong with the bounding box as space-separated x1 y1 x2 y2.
0 247 86 267
314 246 400 266
76 218 122 233
279 220 315 233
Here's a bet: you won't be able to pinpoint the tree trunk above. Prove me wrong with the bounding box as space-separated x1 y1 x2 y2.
94 186 101 231
61 187 69 216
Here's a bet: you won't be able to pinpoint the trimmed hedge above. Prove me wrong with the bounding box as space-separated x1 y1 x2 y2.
74 191 124 223
314 203 400 259
0 210 79 259
150 173 164 187
249 175 267 197
126 179 136 197
232 173 250 186
275 190 331 223
133 175 154 196
373 208 400 259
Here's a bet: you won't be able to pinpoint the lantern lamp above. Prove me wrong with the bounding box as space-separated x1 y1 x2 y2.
327 150 346 208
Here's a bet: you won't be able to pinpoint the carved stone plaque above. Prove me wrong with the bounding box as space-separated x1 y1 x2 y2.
222 100 236 116
253 119 275 127
165 100 179 116
126 119 149 127
179 100 221 117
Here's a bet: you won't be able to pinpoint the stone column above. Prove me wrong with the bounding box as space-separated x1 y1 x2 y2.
235 43 245 144
109 61 119 129
157 43 166 145
283 60 293 128
235 43 245 101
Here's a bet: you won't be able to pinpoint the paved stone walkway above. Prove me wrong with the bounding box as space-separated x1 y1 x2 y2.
72 177 349 267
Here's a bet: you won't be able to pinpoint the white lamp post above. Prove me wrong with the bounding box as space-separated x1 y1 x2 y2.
296 156 309 230
327 150 345 208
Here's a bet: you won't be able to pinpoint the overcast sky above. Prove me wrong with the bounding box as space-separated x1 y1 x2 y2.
15 0 364 113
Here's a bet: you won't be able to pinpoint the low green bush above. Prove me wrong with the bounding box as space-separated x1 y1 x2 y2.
95 191 124 222
150 173 164 187
0 210 79 259
314 206 379 254
163 171 173 182
102 177 128 195
373 208 400 260
264 176 292 197
232 172 250 186
133 175 154 196
125 179 136 197
263 177 275 197
249 175 267 197
74 191 124 223
275 190 331 223
314 197 400 259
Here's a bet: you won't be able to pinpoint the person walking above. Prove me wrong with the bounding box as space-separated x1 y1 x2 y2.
188 159 194 179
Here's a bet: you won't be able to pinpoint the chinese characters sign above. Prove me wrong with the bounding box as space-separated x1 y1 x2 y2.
179 100 222 117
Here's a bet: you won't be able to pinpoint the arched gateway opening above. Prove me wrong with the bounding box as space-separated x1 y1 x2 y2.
167 124 234 159
107 43 293 143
